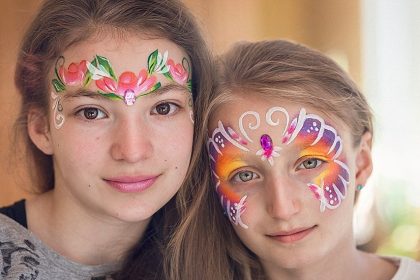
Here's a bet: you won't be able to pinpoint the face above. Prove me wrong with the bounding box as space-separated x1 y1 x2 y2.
208 93 370 271
41 34 193 223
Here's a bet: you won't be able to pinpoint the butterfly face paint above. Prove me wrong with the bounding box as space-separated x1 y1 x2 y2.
208 107 350 229
208 121 250 229
283 109 350 211
49 49 192 129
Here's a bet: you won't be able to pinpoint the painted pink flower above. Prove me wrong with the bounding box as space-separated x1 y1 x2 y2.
167 58 188 84
96 69 157 105
59 60 87 86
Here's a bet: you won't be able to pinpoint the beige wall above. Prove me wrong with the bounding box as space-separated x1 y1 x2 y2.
0 0 360 205
0 0 42 205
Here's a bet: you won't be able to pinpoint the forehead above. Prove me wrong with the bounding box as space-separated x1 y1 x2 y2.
209 92 347 141
60 34 188 72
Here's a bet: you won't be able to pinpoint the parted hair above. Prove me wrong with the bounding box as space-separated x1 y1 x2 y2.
14 0 213 193
13 0 214 279
167 40 373 280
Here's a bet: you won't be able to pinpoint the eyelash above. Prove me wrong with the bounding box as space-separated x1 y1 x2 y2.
296 157 326 171
75 107 108 121
230 170 260 184
151 101 181 116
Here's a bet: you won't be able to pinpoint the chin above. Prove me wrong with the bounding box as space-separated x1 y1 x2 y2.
111 204 158 223
262 248 321 271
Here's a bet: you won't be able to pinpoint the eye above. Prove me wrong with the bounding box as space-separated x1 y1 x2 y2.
76 107 107 120
297 158 325 170
231 170 259 183
152 102 179 115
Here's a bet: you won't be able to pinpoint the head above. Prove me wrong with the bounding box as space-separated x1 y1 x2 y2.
205 40 373 277
15 0 212 196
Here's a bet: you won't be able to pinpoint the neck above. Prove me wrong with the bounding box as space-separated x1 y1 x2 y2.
264 241 397 280
26 190 149 265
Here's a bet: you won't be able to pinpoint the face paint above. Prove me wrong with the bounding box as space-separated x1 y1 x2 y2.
256 134 281 166
51 91 65 129
284 108 350 212
208 106 351 229
51 50 192 106
208 121 249 229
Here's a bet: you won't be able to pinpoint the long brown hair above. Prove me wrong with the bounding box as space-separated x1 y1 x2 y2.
14 0 214 279
168 40 373 280
14 0 213 193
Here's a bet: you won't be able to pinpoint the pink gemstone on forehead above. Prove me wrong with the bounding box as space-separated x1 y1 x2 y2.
260 134 273 156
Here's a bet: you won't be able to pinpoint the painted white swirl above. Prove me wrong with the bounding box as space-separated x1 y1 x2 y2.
51 91 65 129
266 106 290 136
238 111 260 143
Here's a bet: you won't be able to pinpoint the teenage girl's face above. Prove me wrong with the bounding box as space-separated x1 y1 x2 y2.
207 92 372 271
44 34 193 222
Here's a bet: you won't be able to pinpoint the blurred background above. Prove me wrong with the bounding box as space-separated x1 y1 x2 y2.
1 0 419 260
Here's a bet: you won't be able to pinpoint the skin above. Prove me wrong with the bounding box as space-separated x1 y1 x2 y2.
26 34 193 265
208 92 397 280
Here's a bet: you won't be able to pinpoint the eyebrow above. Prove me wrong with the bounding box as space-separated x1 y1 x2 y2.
148 83 191 97
62 83 191 101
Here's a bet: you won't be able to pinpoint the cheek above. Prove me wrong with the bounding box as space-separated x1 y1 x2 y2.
156 122 194 161
51 128 107 167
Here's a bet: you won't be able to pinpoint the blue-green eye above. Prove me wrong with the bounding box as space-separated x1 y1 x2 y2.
297 158 324 170
231 170 259 183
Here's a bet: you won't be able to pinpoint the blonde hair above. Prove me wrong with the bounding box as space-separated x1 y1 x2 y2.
168 40 373 279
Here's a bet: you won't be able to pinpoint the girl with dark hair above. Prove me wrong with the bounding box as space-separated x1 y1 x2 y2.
0 0 213 279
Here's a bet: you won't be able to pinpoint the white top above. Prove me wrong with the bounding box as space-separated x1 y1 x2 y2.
381 256 420 280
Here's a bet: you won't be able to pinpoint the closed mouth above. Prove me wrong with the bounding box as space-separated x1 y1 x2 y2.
104 175 159 193
267 225 317 243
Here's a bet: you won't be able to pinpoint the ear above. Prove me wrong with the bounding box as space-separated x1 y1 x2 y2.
355 132 373 186
27 108 54 155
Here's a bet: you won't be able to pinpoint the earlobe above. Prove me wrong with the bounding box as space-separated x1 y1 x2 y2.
355 132 373 186
27 108 54 155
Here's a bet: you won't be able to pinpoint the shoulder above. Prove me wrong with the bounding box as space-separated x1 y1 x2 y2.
0 213 41 279
0 213 118 279
381 256 420 280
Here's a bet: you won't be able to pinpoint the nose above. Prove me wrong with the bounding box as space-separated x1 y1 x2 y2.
265 175 301 220
110 117 153 163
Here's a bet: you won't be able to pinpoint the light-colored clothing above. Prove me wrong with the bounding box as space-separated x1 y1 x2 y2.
382 256 420 280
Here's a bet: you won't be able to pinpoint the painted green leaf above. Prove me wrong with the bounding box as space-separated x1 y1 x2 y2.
137 82 162 98
163 72 172 81
52 79 65 92
54 56 65 85
148 49 159 74
98 91 122 101
186 80 192 92
96 55 117 80
83 58 97 86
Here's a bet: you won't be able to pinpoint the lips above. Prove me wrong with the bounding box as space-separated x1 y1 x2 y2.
104 175 159 193
267 225 317 243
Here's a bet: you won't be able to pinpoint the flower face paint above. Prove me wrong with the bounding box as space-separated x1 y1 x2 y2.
52 49 191 106
49 49 192 129
208 106 350 228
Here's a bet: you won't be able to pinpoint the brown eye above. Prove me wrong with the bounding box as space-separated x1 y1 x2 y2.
77 107 106 120
84 108 99 119
153 102 179 115
156 103 170 115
